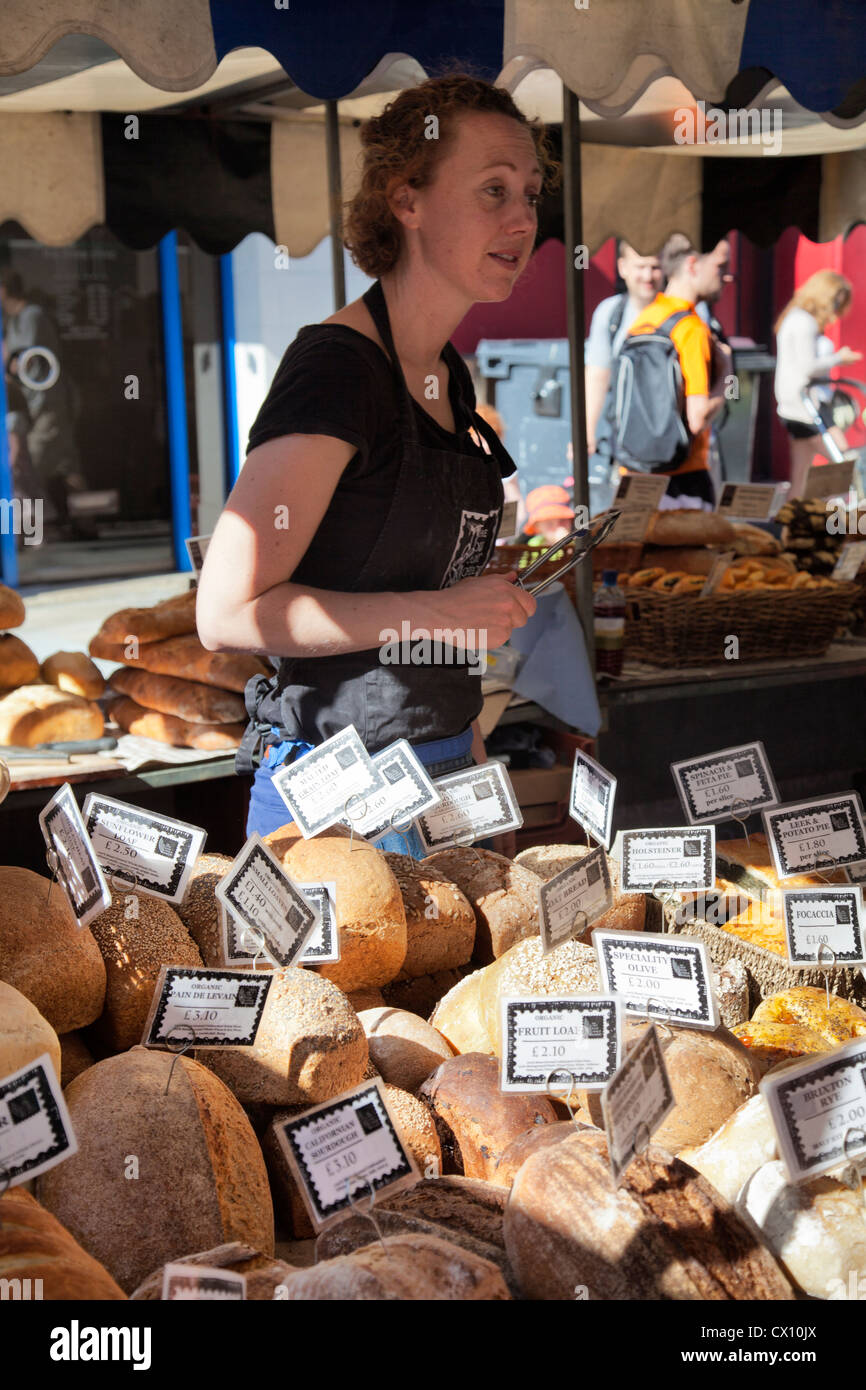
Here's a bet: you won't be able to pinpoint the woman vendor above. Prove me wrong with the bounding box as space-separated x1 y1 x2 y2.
197 74 557 854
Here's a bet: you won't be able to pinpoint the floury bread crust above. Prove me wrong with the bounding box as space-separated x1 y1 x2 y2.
0 866 106 1033
38 1048 274 1294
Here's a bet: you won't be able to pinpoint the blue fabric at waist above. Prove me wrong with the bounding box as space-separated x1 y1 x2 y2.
263 725 473 770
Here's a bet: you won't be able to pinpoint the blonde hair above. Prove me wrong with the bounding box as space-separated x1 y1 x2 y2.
775 269 853 335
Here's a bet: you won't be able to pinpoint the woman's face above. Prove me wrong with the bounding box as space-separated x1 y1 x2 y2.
396 111 542 302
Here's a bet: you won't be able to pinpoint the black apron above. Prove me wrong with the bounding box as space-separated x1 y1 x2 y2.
237 279 515 773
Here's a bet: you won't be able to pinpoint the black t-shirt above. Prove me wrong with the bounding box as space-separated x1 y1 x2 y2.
246 325 515 590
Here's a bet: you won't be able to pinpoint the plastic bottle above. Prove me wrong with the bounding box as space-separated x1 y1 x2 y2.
593 569 625 676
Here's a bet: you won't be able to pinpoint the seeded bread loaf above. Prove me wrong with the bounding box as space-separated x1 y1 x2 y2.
0 583 25 629
40 651 105 700
0 632 39 689
38 1047 274 1294
88 895 204 1052
109 667 246 725
201 966 369 1106
0 683 104 746
0 1189 126 1300
423 847 543 963
358 1007 454 1093
0 866 106 1032
0 979 61 1082
382 1083 442 1177
175 852 234 966
382 853 476 977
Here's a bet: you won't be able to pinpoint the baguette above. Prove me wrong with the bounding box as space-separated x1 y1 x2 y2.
93 589 196 646
108 695 245 749
108 667 246 724
91 631 269 693
646 510 736 547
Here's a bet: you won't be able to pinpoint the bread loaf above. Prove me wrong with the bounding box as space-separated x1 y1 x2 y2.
347 986 386 1012
0 866 106 1032
201 966 369 1106
38 1047 274 1294
0 632 38 689
40 651 105 700
109 667 246 725
358 1007 454 1093
279 1231 510 1300
0 979 61 1081
131 1242 295 1301
382 1083 442 1177
0 583 25 629
514 843 645 938
381 968 469 1019
418 1052 555 1180
739 1160 866 1300
108 696 245 749
492 1119 582 1188
175 852 234 965
645 510 736 547
679 1093 778 1204
731 522 782 556
58 1031 95 1089
382 852 476 976
94 632 269 693
423 847 543 963
94 589 197 646
731 1018 832 1071
0 1189 126 1300
751 985 866 1046
263 824 407 992
88 895 203 1052
0 683 104 747
638 545 717 576
504 1129 792 1300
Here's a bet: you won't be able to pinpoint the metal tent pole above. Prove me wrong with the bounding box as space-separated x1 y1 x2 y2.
325 99 346 311
562 86 595 677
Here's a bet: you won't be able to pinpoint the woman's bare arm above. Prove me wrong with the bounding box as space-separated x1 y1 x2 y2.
196 434 535 657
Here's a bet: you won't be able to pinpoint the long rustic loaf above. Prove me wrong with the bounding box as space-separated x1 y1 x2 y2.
93 589 197 646
0 683 104 746
0 1189 126 1300
88 895 204 1052
0 866 106 1032
109 667 246 725
38 1047 274 1294
109 695 245 749
645 509 736 547
131 1242 295 1301
91 631 268 693
279 1232 510 1300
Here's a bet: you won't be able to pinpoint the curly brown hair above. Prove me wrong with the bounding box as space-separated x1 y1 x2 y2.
344 73 559 279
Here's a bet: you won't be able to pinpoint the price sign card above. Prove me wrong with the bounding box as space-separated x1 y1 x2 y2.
783 888 866 966
802 459 855 501
604 507 654 545
619 826 715 894
83 794 206 904
184 533 212 575
497 499 519 539
162 1265 246 1301
671 742 779 825
500 995 621 1093
763 794 866 879
601 1025 676 1184
216 833 318 968
716 482 778 521
272 725 386 839
615 474 670 510
414 761 522 853
38 783 111 929
701 551 737 595
339 740 439 843
538 848 612 954
761 1038 866 1183
569 749 616 848
844 859 866 885
143 966 272 1049
833 540 866 582
594 929 718 1028
275 1079 418 1229
0 1054 77 1187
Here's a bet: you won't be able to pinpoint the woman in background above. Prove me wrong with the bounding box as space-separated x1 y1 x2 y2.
774 269 861 497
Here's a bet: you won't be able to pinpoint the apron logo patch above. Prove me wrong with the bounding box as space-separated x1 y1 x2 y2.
441 508 500 587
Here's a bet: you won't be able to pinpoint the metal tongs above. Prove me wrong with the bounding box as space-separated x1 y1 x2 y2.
514 510 623 598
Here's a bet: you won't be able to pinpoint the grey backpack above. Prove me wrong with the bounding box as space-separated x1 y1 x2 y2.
610 310 693 473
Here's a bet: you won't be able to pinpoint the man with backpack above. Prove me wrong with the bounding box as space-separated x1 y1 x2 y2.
585 240 663 461
611 236 729 505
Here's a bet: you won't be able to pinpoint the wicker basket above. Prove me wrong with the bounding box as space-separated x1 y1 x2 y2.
624 582 860 665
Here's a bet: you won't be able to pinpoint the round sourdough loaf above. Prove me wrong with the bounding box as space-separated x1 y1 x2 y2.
358 1007 453 1092
38 1047 274 1294
58 1030 95 1088
418 1052 555 1180
0 583 25 629
88 895 203 1052
423 847 543 963
0 866 106 1032
175 852 234 966
738 1160 866 1300
514 843 645 937
131 1242 295 1300
0 980 61 1081
201 966 368 1106
0 1189 126 1300
382 853 476 977
504 1128 792 1300
279 1232 510 1300
492 1119 586 1188
263 825 407 991
0 633 39 689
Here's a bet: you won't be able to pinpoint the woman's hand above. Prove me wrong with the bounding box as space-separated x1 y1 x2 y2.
416 571 536 651
838 346 862 363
